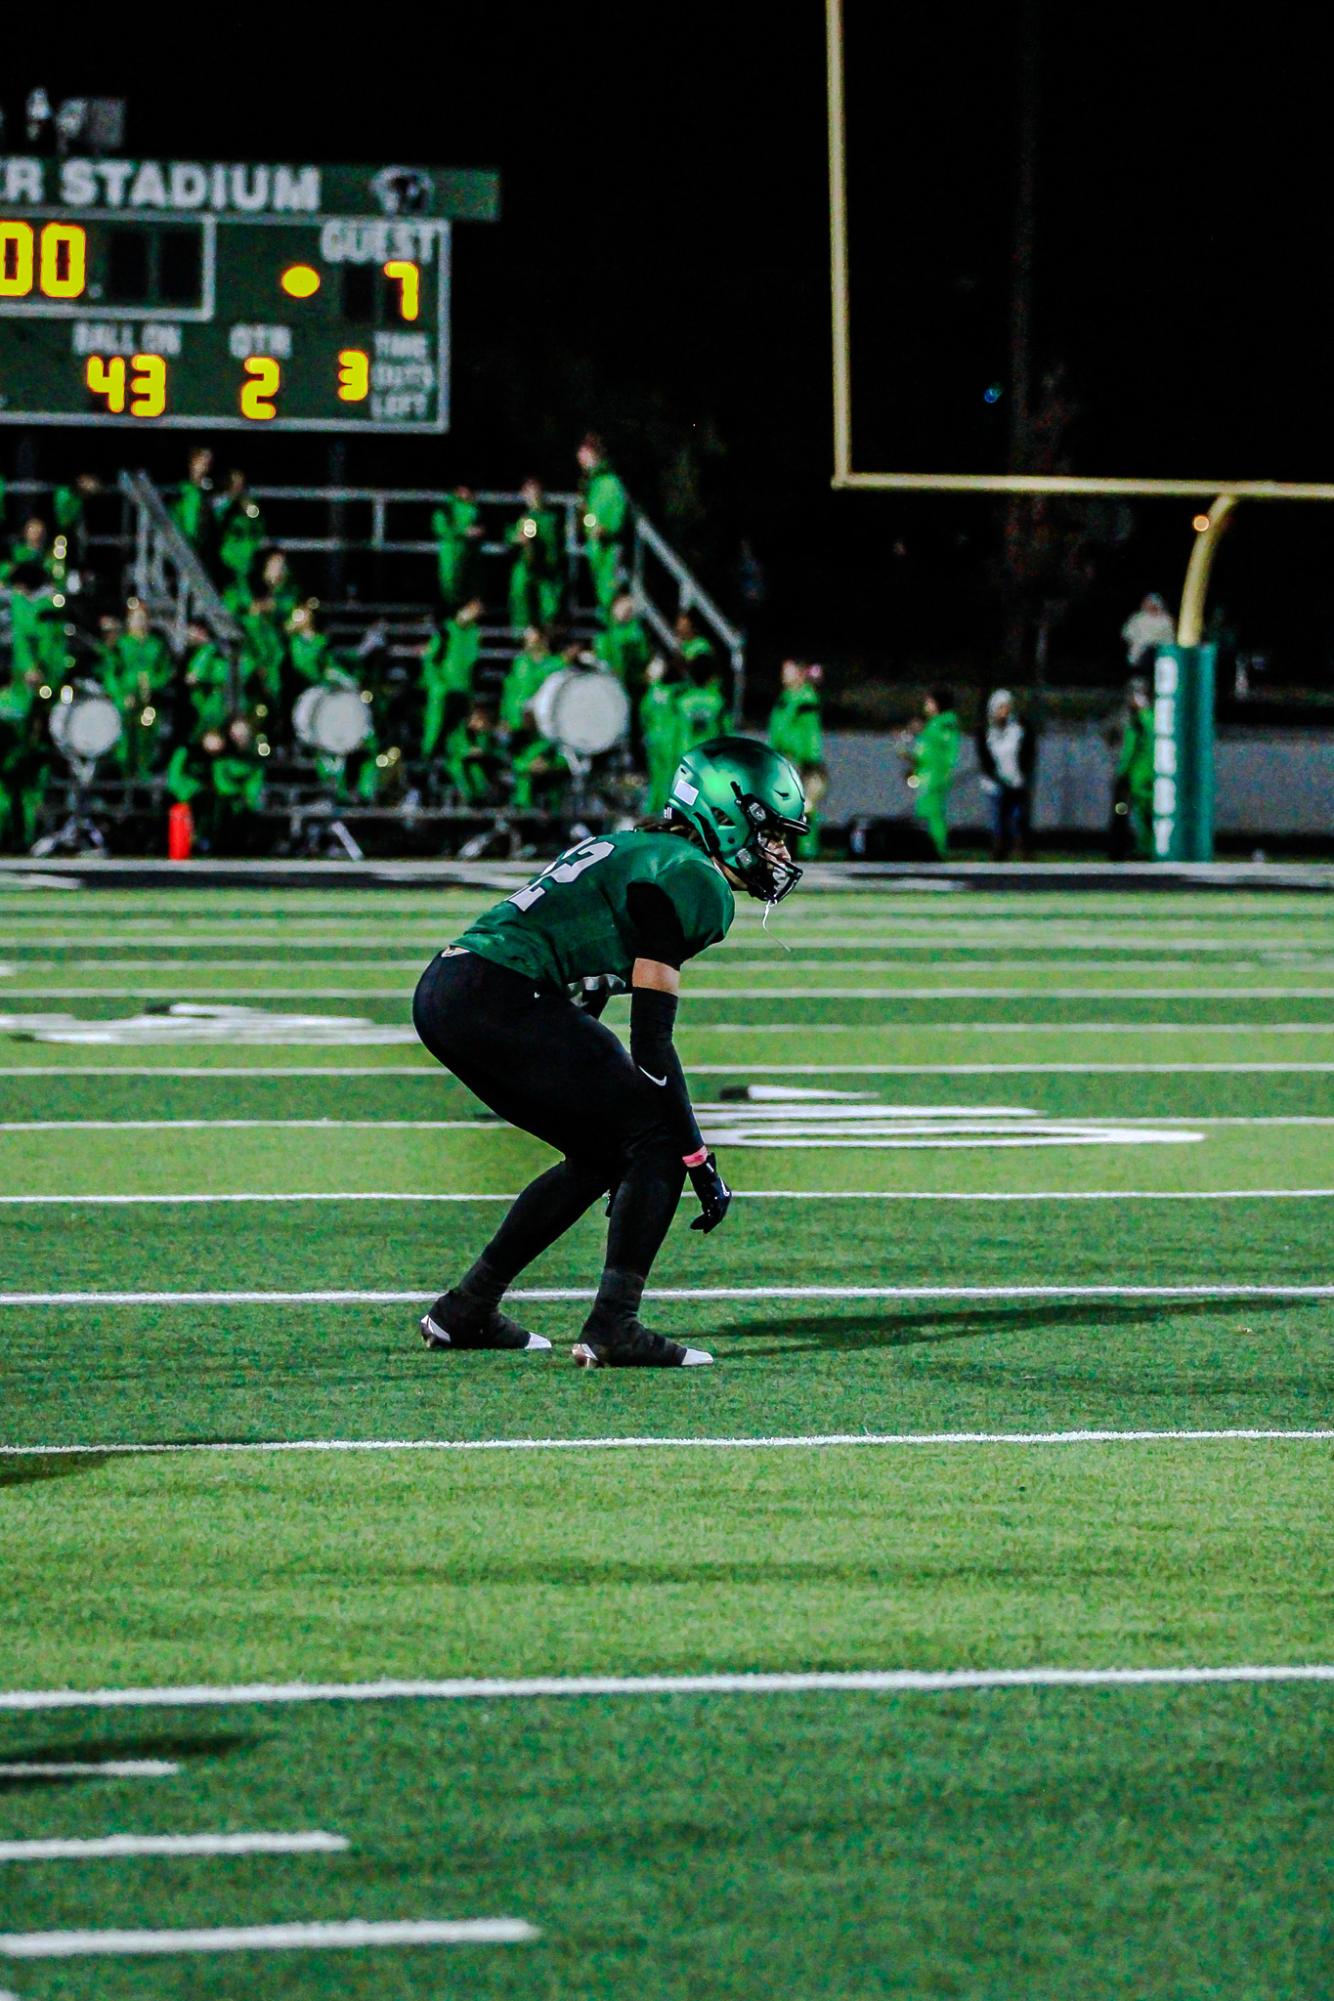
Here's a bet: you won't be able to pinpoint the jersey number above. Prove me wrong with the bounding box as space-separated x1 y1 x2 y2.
507 839 614 913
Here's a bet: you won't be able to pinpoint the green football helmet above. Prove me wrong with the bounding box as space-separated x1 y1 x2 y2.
666 735 809 902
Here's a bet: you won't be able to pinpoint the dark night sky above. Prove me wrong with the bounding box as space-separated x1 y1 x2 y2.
7 2 1334 696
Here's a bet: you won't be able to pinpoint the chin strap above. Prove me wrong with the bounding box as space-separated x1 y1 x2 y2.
761 899 794 951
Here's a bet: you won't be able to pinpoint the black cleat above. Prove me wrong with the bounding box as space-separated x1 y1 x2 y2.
420 1290 551 1353
571 1320 713 1368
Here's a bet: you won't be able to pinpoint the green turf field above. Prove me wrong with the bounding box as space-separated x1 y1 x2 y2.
1 877 1331 1998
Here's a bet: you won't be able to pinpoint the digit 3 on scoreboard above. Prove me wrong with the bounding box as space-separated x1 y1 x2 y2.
0 159 499 432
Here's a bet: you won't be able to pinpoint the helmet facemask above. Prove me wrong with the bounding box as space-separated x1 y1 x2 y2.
732 790 806 902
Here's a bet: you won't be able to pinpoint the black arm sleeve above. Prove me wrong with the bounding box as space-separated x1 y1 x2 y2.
629 984 705 1159
626 879 688 970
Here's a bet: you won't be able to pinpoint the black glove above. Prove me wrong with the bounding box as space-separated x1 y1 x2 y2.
688 1152 732 1234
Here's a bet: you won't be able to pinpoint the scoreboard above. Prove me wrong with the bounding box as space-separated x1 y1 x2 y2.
0 159 499 433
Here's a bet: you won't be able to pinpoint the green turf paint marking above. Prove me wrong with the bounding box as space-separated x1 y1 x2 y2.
2 1666 1332 1715
0 1831 346 1862
2 1429 1329 1457
0 1919 539 1958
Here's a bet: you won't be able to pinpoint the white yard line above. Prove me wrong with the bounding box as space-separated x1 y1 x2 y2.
1 1061 1330 1076
0 1120 494 1133
5 1021 1330 1039
0 1430 1328 1460
0 1667 1329 1717
0 1918 537 1958
0 1066 446 1076
687 1023 1334 1034
2 1284 1329 1306
0 1761 177 1778
13 956 1325 973
0 1114 1325 1134
0 1831 346 1862
690 1061 1334 1074
5 985 1333 999
0 1189 1328 1208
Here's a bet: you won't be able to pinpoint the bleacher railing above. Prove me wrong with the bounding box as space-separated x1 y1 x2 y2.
4 474 746 716
241 482 746 715
118 470 242 654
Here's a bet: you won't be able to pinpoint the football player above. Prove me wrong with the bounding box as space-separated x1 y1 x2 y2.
413 736 808 1367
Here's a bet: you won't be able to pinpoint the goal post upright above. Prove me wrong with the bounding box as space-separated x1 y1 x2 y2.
827 0 853 487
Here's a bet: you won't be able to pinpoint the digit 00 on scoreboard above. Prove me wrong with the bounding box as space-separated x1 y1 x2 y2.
0 159 499 433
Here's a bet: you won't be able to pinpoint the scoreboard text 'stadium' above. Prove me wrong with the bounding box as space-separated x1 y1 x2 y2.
0 159 500 433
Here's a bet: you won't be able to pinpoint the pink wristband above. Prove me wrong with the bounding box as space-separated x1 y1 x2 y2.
682 1145 709 1169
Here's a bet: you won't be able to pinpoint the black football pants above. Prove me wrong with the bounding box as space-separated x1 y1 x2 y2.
412 950 686 1287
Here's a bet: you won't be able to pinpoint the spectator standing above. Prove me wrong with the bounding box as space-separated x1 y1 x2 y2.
595 590 653 694
444 702 503 805
506 478 562 632
1112 675 1155 859
51 474 99 576
768 659 826 858
107 604 172 778
498 625 562 736
0 674 50 850
182 619 235 736
170 448 214 557
2 517 57 583
499 627 565 810
1121 591 1175 670
577 433 628 612
639 655 681 813
214 471 267 603
905 686 961 858
420 598 484 758
975 687 1036 860
6 563 69 683
258 550 300 624
286 602 344 691
676 648 726 752
673 609 716 675
236 595 285 705
431 486 484 610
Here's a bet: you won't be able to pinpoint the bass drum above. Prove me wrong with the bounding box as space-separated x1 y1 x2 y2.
50 690 122 761
292 684 325 748
293 684 373 756
532 668 630 755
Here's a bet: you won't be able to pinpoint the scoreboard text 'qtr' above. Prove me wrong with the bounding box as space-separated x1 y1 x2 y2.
0 159 500 433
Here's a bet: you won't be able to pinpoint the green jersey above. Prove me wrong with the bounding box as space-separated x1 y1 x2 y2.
1118 707 1154 796
456 829 735 992
769 685 823 768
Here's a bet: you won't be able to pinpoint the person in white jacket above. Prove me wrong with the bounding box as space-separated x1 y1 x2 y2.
1121 592 1176 668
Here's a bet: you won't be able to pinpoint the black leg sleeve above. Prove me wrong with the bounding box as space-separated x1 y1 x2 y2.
605 1127 687 1282
477 1158 613 1288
